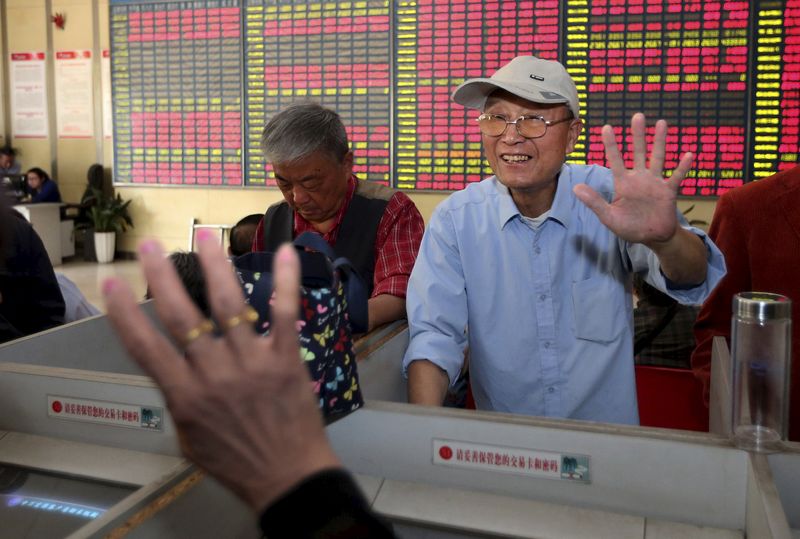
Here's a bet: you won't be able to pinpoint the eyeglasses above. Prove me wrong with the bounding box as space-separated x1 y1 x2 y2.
476 113 574 139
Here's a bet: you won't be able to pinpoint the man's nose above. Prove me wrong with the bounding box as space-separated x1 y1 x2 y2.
292 185 310 204
499 121 525 143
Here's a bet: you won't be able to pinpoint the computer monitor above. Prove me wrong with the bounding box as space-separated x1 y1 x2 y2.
1 174 27 202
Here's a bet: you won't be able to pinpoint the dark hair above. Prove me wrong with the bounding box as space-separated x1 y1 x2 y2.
0 146 18 158
26 167 50 182
159 252 210 316
229 214 262 257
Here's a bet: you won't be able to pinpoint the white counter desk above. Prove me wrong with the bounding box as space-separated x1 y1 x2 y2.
0 311 797 538
0 364 796 539
13 202 64 266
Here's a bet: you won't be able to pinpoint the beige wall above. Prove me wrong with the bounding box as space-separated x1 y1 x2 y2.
5 0 52 177
54 0 98 209
2 0 717 254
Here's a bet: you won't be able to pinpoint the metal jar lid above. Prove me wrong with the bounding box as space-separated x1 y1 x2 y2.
733 292 792 322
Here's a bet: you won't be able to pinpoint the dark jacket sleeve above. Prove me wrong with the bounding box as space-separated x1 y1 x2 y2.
259 469 395 539
0 213 65 342
31 179 62 203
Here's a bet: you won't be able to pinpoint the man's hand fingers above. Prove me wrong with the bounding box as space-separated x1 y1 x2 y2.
103 276 191 390
195 230 253 358
601 124 626 179
649 119 667 175
631 113 647 170
573 184 610 224
667 151 694 192
270 243 301 361
139 240 213 354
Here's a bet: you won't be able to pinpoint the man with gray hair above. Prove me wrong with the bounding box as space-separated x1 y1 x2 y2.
253 103 424 331
404 56 726 424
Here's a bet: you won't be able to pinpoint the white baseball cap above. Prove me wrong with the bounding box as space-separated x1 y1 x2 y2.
452 56 580 118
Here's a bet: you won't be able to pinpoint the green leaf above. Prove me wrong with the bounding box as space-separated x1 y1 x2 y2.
84 188 135 233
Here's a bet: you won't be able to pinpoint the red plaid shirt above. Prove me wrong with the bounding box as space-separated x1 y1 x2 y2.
253 175 424 298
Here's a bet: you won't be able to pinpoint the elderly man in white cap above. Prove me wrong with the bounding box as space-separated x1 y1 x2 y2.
403 56 726 425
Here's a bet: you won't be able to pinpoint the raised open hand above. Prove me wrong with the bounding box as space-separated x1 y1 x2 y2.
573 112 694 246
101 231 340 513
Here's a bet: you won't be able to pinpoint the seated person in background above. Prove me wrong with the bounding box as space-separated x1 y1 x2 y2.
405 56 725 425
692 165 800 441
253 102 425 331
65 163 105 227
146 251 210 318
228 213 262 257
0 204 65 343
633 274 699 368
24 167 62 203
55 273 101 323
102 238 394 538
0 146 21 176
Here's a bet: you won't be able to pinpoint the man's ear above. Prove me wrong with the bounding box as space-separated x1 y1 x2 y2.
565 119 584 156
342 150 354 176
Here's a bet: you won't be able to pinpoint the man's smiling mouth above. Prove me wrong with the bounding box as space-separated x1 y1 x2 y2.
501 154 531 163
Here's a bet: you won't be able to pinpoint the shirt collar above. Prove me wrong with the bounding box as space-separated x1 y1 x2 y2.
494 163 572 230
493 179 521 229
548 163 572 228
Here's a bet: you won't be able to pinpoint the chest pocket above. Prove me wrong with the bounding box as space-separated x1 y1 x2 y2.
572 275 627 343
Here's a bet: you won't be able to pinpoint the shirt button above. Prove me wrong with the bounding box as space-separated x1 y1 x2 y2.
548 387 555 393
539 294 547 301
534 247 541 254
544 341 551 349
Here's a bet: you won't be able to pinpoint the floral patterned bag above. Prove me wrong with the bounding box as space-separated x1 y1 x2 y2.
233 232 366 420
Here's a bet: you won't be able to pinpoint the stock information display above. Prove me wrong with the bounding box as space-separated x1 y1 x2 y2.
244 0 391 185
109 0 800 195
110 0 243 186
749 0 800 179
393 0 560 190
566 0 750 196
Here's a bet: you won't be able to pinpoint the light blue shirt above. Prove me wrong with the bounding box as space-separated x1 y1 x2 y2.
403 163 726 425
56 274 101 323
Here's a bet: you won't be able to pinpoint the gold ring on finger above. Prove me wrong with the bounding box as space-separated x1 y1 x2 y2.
182 319 215 347
222 306 258 331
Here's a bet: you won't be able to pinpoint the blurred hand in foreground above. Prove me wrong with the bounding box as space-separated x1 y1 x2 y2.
102 231 341 513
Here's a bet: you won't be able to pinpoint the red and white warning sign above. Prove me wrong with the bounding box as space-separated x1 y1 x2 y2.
47 395 163 431
433 438 590 483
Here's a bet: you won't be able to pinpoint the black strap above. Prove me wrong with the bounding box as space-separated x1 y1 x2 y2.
634 302 679 356
334 194 385 296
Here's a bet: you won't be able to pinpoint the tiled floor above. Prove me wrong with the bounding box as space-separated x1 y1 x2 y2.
57 258 147 313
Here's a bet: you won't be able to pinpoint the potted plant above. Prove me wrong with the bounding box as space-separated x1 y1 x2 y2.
81 188 134 263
